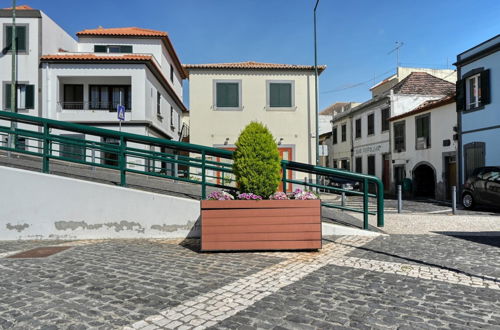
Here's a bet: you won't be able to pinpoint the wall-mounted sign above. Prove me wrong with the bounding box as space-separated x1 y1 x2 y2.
354 142 389 155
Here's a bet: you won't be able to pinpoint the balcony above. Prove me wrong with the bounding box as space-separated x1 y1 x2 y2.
58 101 132 112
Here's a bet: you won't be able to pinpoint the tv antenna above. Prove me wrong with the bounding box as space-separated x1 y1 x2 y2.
388 41 404 67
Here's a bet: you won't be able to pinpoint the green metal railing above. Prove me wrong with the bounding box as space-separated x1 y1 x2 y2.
0 110 384 229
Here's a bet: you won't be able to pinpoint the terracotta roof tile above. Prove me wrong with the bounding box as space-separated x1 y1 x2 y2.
40 54 153 61
389 94 455 122
183 61 326 73
2 5 34 10
392 72 455 95
76 27 167 37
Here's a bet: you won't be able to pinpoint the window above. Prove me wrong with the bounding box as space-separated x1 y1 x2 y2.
63 84 83 109
381 107 390 132
367 113 374 135
355 118 362 139
341 159 350 170
215 81 240 109
156 91 161 117
341 124 347 142
332 126 338 144
4 25 27 52
60 134 85 161
415 114 430 149
368 155 375 175
393 121 405 152
170 64 174 83
4 83 34 110
89 85 131 111
102 137 120 167
464 142 485 180
170 106 175 128
94 45 133 53
355 157 362 173
457 69 491 111
268 81 293 108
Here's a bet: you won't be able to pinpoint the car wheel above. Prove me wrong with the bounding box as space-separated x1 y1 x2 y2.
462 193 474 209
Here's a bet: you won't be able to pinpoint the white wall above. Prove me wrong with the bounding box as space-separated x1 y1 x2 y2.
40 11 77 54
0 166 200 240
188 69 317 166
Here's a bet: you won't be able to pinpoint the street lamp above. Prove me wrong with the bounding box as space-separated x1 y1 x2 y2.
313 0 320 166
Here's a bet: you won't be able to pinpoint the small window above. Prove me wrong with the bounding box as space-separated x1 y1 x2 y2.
458 69 491 111
94 45 133 53
215 81 240 109
4 83 34 110
341 124 347 142
415 114 430 149
157 92 161 117
381 107 390 132
332 126 338 144
268 82 293 108
170 64 174 83
355 157 362 173
393 121 405 152
4 25 27 52
355 118 362 139
367 155 375 175
367 113 374 135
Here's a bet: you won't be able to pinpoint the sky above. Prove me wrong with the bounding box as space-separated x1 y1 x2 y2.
2 0 499 110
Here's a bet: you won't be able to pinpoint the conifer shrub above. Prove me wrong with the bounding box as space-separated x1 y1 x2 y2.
233 122 281 198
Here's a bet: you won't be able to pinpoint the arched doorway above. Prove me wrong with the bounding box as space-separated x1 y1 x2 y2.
413 163 435 198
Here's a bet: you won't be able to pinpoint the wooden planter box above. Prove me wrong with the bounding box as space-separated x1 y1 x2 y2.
201 199 322 251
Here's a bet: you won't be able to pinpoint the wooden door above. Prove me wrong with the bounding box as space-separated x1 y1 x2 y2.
279 147 293 192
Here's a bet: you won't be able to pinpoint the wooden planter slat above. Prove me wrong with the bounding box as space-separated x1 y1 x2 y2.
201 199 321 251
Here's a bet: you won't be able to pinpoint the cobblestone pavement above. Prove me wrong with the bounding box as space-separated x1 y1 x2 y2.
0 235 499 329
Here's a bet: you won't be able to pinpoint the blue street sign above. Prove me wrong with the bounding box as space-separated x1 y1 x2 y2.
117 105 125 121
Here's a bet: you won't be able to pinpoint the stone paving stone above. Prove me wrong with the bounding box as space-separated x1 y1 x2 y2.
345 234 500 278
0 240 72 253
0 239 283 329
213 263 500 330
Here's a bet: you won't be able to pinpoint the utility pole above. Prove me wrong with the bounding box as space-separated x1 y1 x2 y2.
8 0 17 149
313 0 320 166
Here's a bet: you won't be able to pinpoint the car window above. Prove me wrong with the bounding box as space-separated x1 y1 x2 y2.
481 171 500 181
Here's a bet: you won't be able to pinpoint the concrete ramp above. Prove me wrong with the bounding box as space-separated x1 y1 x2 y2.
0 166 200 240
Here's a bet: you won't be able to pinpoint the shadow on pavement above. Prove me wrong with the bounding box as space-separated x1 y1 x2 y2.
434 232 500 248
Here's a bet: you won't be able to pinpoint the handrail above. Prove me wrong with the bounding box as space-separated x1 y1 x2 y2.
0 110 384 229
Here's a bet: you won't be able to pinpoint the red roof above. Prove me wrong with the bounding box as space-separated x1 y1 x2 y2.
76 27 167 38
76 27 187 79
389 94 455 122
2 5 34 10
184 61 326 74
392 72 455 95
40 54 152 61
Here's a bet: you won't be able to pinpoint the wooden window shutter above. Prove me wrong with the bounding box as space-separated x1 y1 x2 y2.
25 85 35 109
480 69 491 106
456 79 465 111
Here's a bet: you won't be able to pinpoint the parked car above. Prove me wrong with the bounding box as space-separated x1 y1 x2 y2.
327 175 360 191
462 166 500 209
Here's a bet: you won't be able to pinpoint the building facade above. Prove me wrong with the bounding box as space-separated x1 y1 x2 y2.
455 35 499 191
185 61 325 182
389 95 457 200
330 70 456 194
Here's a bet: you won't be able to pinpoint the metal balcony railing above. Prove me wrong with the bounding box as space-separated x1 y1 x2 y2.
58 101 132 111
0 110 384 230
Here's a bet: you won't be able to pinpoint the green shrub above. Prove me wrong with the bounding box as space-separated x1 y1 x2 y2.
233 122 281 197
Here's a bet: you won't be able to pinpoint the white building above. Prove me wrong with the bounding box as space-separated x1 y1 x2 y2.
330 70 456 193
389 95 457 200
1 5 188 170
184 61 325 186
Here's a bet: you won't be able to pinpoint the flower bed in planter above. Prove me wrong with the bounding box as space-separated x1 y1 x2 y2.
201 199 321 251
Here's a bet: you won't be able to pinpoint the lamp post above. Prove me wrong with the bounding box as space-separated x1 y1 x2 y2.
313 0 320 166
8 0 17 149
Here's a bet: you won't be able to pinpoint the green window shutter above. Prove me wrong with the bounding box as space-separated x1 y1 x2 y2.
120 45 133 53
5 26 12 51
5 84 11 109
456 79 465 111
270 83 292 107
94 45 107 52
25 85 35 109
16 26 26 52
216 83 239 108
480 69 491 105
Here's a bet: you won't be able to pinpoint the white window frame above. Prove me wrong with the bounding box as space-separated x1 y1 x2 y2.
213 80 242 111
465 74 481 110
266 80 296 111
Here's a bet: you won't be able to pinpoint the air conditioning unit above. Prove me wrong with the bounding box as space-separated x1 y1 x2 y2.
416 137 427 150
